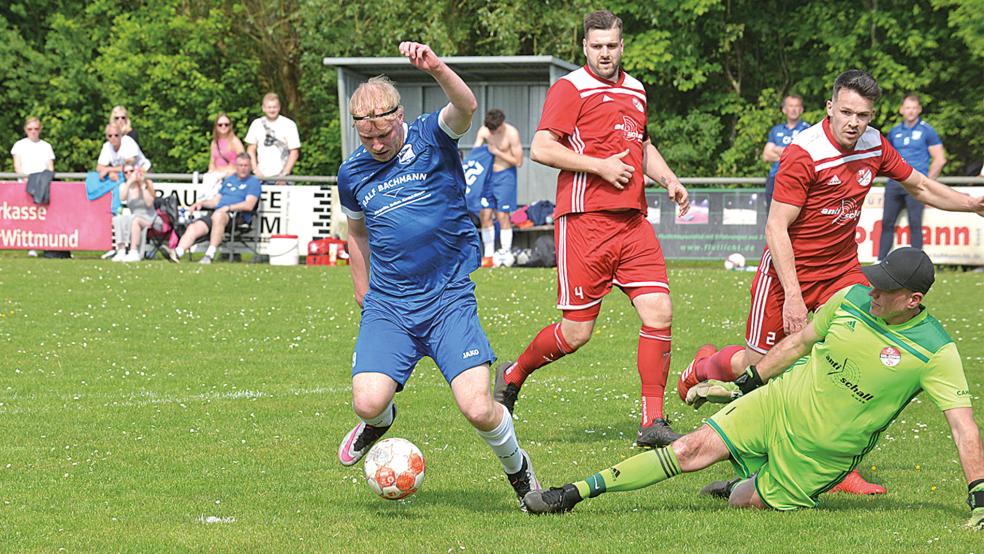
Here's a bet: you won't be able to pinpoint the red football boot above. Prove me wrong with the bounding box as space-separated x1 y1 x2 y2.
677 343 717 402
830 469 886 495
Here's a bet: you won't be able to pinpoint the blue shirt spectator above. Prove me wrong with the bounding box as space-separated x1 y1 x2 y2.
762 95 809 210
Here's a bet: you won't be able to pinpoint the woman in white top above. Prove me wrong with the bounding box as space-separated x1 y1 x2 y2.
10 117 55 176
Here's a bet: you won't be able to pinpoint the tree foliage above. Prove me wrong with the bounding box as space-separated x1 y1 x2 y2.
2 0 981 177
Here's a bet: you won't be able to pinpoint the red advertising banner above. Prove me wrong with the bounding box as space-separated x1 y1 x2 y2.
0 181 112 250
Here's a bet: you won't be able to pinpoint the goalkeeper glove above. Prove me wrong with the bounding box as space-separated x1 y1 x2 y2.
734 365 764 395
968 479 984 530
686 380 741 410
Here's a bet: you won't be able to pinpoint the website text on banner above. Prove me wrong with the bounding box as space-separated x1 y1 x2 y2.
0 181 111 250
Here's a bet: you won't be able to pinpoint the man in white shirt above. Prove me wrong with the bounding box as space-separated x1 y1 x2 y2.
10 117 55 176
97 124 150 180
245 93 301 185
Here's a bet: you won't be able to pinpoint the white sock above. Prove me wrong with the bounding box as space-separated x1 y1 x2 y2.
500 228 513 251
481 227 495 257
205 245 217 258
476 404 523 474
362 400 395 427
175 246 185 257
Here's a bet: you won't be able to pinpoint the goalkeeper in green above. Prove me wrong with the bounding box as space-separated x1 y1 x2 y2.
523 248 984 527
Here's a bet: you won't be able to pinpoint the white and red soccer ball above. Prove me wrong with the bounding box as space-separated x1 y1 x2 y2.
364 438 426 500
724 252 746 271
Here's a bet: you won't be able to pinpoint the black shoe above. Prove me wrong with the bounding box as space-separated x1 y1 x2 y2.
523 484 582 514
493 360 520 414
337 405 396 466
506 449 540 512
700 477 741 499
635 418 683 448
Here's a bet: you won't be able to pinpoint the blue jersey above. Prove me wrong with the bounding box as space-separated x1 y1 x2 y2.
338 109 481 300
887 118 941 176
216 174 263 219
767 121 811 178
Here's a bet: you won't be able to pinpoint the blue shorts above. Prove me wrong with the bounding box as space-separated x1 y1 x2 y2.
481 167 518 213
352 278 494 390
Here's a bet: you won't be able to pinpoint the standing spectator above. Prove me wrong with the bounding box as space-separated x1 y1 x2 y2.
878 94 946 259
762 95 810 210
110 106 139 144
208 113 245 176
245 93 300 185
473 108 523 267
168 153 261 265
111 164 161 262
11 117 55 176
10 117 55 257
97 123 150 181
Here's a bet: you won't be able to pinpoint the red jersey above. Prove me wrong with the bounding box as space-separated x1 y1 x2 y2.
770 118 913 282
538 66 649 218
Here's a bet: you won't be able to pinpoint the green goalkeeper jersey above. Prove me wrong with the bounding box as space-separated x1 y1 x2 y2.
767 284 971 460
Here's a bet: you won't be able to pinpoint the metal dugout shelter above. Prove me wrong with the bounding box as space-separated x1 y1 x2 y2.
323 55 579 204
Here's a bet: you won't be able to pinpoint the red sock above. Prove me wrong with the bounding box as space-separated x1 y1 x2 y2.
505 322 573 388
696 345 744 382
638 326 671 426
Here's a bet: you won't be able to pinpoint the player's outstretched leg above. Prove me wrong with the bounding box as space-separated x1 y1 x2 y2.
831 469 886 495
496 321 579 414
677 343 717 401
338 402 396 466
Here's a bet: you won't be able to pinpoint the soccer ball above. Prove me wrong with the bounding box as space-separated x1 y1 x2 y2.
492 248 516 268
364 438 426 500
724 253 746 271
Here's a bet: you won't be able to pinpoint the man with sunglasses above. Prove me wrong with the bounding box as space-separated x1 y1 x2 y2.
335 42 540 511
97 123 150 181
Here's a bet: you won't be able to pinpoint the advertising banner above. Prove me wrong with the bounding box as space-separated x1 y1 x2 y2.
0 181 111 250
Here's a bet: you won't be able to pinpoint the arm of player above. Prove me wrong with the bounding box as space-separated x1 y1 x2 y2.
754 321 820 382
762 142 781 163
899 170 984 216
765 201 809 334
347 216 371 308
928 144 946 180
530 130 634 189
399 42 477 136
500 126 524 168
943 407 984 529
472 126 488 148
643 140 690 216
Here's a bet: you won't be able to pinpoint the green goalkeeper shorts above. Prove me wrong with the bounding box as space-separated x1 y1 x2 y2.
706 384 855 510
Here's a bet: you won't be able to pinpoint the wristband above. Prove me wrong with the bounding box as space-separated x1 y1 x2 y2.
734 365 764 396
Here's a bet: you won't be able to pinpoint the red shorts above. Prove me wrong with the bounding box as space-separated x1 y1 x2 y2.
745 250 867 353
555 211 669 321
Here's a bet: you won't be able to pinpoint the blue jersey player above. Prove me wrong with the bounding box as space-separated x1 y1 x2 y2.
334 42 539 511
762 95 809 210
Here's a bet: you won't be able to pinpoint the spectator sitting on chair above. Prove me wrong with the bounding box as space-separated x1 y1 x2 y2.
112 164 161 263
168 153 261 264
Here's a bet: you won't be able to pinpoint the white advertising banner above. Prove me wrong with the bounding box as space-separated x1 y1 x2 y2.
856 186 984 265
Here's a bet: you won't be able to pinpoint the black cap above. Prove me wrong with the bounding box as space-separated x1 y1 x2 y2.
862 247 935 294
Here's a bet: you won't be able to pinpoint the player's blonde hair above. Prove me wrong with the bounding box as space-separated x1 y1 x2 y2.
350 76 402 127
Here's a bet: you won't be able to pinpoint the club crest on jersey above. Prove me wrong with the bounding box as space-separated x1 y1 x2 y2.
856 168 872 187
632 98 644 113
614 116 644 142
398 143 416 165
879 346 901 367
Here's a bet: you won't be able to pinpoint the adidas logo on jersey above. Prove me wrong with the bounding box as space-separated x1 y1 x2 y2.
602 95 614 102
828 175 842 186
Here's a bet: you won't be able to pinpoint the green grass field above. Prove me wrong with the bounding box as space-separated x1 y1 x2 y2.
1 258 982 552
